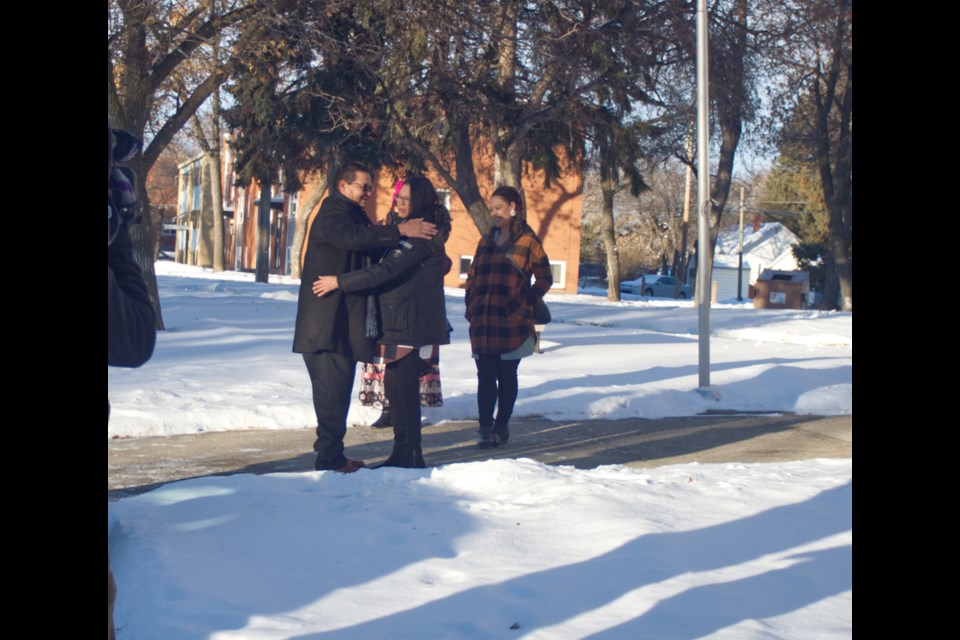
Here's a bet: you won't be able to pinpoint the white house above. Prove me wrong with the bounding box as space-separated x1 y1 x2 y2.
706 222 801 302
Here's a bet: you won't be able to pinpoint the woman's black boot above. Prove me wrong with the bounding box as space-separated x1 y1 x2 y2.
477 424 497 449
410 448 427 469
375 443 406 468
371 408 392 429
375 445 426 469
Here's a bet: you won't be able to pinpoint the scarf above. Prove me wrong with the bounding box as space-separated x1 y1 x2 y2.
364 254 380 338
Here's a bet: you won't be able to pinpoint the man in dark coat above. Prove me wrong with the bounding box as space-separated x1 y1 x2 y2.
293 162 436 472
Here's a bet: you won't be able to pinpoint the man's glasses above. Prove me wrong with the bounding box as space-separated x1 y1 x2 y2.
350 182 374 193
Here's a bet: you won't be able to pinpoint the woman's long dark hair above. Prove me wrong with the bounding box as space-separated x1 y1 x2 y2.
405 175 439 219
491 185 526 236
405 175 451 243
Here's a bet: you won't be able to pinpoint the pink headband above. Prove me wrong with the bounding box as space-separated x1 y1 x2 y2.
390 180 405 207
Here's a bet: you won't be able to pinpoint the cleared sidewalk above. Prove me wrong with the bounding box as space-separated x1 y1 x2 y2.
109 413 852 502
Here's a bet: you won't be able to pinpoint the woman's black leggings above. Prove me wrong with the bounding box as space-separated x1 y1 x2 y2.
475 354 521 428
385 352 423 448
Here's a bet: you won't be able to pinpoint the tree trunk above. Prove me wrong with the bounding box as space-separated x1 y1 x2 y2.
290 174 327 279
494 141 523 191
820 250 839 311
678 126 694 284
111 0 256 325
255 178 271 283
210 93 225 272
599 175 621 301
830 209 852 311
448 118 491 232
707 0 747 253
493 1 520 190
192 109 225 273
205 0 226 272
708 122 741 250
815 0 853 311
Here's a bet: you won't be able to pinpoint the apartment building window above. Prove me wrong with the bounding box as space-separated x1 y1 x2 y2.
458 255 473 279
548 261 566 289
285 192 299 275
191 160 201 211
436 189 451 210
179 166 191 213
459 256 565 288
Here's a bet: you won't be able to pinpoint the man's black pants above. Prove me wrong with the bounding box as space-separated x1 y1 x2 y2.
303 351 356 470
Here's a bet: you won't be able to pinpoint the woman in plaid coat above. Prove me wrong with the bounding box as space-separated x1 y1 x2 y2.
464 185 552 449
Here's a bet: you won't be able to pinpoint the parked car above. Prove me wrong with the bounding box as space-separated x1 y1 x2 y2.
620 274 693 299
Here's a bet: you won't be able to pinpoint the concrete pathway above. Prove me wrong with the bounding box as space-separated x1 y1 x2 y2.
109 413 851 502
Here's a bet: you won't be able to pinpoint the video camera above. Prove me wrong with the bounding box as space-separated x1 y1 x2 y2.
108 127 143 246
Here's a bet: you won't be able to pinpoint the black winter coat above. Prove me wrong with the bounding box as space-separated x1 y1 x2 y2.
337 235 450 349
293 190 402 361
108 222 157 423
108 222 156 368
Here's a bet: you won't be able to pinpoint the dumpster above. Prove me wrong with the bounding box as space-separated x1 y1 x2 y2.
752 269 810 310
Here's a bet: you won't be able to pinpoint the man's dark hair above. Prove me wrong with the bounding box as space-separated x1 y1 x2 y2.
335 162 372 187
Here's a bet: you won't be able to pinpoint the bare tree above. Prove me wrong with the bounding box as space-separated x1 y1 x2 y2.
144 140 191 258
771 0 852 310
367 0 680 234
190 102 227 272
581 161 690 287
592 118 650 300
289 174 328 280
109 0 277 325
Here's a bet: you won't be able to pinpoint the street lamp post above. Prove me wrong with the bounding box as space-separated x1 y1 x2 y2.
696 0 714 396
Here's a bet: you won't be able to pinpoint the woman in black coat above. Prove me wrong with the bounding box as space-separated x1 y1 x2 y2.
313 175 452 468
362 181 445 428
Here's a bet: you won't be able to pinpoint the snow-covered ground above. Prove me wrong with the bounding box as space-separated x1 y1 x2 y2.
108 262 852 639
108 262 851 438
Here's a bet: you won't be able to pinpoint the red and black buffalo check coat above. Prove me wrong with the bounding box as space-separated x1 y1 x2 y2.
464 224 553 355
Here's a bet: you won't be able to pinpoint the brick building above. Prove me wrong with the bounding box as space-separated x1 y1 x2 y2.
177 139 585 294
